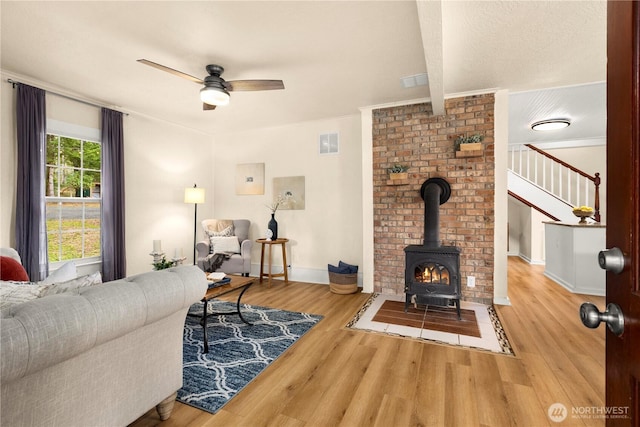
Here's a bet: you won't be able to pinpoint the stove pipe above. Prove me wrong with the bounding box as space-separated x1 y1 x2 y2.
420 178 451 248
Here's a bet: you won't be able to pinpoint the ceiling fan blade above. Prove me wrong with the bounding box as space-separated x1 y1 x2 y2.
203 103 217 111
137 59 203 84
225 80 285 91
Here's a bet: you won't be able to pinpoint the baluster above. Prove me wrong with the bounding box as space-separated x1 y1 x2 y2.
510 147 514 171
558 165 562 200
519 145 523 175
584 175 589 207
567 168 571 206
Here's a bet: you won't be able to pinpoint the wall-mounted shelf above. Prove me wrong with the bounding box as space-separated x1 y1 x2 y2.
386 179 410 186
455 150 483 158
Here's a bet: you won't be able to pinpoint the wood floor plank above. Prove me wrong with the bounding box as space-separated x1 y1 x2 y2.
371 394 413 427
469 351 516 426
130 258 605 427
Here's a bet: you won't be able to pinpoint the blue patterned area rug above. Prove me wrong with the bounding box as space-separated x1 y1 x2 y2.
177 300 323 414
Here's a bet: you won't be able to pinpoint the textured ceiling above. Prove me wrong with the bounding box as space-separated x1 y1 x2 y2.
509 82 606 147
1 1 607 139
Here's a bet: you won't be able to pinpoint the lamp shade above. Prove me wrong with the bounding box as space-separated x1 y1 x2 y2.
200 87 230 106
184 187 205 204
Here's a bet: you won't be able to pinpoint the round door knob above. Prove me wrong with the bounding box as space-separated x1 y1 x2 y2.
598 247 626 274
580 302 625 337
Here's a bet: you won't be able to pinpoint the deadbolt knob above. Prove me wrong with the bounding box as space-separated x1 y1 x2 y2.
598 247 625 274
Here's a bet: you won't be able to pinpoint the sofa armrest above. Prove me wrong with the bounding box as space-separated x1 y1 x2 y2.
196 240 209 259
1 265 206 383
240 239 253 258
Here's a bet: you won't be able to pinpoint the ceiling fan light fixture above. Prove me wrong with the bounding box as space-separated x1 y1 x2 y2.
531 118 571 131
200 86 230 106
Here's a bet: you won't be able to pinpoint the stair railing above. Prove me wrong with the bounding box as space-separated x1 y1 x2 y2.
508 144 601 222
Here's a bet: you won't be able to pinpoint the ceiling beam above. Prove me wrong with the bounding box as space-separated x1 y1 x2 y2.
416 0 445 116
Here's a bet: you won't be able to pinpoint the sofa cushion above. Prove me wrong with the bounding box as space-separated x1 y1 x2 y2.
0 256 29 281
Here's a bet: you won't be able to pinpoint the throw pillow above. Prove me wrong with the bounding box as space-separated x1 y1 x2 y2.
209 236 241 254
203 219 234 236
328 264 351 274
0 281 49 310
0 248 21 263
42 271 103 296
40 260 78 285
338 261 359 274
0 256 29 281
211 225 234 237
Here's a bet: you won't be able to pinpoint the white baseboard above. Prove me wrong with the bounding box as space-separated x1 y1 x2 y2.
493 296 512 306
249 263 363 287
517 254 545 265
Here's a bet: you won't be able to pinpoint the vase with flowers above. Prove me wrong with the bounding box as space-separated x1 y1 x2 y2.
266 196 284 239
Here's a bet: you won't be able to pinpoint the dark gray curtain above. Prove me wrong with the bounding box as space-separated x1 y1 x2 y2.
100 108 126 281
15 84 48 281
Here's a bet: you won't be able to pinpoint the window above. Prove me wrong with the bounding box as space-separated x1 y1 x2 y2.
45 133 101 263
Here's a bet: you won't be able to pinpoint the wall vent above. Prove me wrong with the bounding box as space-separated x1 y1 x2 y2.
319 132 339 154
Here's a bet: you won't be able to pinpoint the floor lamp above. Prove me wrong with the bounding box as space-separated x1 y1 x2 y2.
184 184 205 265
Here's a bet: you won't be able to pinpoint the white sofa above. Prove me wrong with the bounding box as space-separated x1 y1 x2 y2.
1 265 207 427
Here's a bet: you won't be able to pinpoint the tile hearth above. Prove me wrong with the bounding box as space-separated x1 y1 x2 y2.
350 294 506 354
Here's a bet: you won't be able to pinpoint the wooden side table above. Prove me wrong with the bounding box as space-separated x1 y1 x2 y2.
256 238 289 287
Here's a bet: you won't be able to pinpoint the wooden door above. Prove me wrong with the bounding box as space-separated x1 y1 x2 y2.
605 1 640 424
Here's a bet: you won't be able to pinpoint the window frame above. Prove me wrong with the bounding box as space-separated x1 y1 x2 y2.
45 120 102 269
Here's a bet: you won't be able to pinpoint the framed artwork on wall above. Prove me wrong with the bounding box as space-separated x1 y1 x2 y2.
273 176 305 210
236 163 265 195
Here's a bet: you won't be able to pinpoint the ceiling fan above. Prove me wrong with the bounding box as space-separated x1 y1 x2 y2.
137 59 285 110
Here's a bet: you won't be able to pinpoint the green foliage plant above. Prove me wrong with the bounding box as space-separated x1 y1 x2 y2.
387 164 409 174
454 133 484 151
153 256 176 270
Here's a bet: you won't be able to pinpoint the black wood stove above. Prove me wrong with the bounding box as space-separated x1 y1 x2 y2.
404 177 462 319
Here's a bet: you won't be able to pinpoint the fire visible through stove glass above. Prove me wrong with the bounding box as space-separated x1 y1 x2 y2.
415 262 450 285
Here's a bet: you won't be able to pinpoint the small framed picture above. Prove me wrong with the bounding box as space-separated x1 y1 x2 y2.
236 163 265 195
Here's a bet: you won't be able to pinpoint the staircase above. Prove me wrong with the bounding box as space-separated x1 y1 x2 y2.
507 144 601 223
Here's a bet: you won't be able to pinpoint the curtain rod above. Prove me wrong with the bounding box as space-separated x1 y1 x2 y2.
6 78 129 116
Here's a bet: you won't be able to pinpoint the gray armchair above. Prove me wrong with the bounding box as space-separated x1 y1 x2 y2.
196 219 252 276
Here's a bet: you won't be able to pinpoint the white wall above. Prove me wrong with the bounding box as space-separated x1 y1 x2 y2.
124 114 214 274
507 197 547 264
0 72 215 276
212 115 362 284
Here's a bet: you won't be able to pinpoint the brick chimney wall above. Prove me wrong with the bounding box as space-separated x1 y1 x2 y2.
372 94 495 305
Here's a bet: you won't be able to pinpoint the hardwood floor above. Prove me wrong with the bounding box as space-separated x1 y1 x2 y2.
130 257 605 427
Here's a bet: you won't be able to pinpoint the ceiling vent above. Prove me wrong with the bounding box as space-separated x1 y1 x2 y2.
401 73 428 89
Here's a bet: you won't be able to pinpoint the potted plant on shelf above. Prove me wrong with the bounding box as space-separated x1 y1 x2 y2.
387 164 409 180
455 133 484 152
